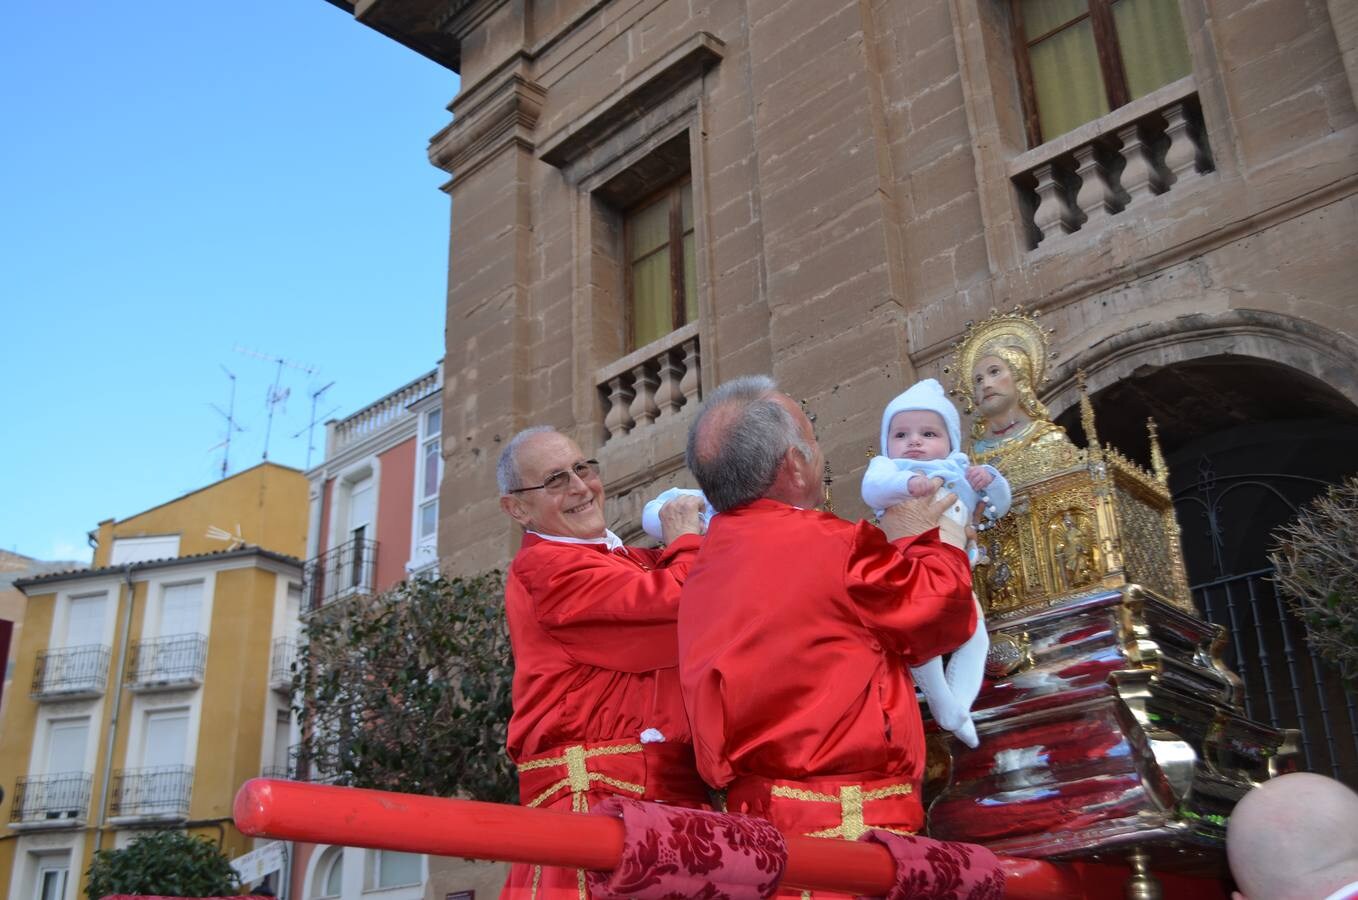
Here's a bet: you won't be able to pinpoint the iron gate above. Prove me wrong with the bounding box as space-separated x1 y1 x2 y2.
1175 463 1358 786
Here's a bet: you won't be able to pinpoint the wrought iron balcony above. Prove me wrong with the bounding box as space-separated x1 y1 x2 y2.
109 765 193 821
126 634 207 691
31 644 111 700
270 637 297 692
303 538 379 613
260 764 297 780
10 772 92 827
261 744 307 781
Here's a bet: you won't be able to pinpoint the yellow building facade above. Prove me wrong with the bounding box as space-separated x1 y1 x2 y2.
0 462 307 900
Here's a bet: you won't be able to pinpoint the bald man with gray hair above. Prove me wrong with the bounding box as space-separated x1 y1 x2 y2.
677 375 977 870
1229 772 1358 900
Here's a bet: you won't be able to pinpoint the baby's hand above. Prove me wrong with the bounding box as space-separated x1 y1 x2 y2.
965 466 994 491
907 474 935 498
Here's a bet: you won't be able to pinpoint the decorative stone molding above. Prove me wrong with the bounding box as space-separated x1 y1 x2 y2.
538 31 725 169
430 0 512 41
1044 310 1358 417
345 0 467 71
429 71 545 180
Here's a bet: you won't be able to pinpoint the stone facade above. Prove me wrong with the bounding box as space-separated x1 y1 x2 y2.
330 0 1358 578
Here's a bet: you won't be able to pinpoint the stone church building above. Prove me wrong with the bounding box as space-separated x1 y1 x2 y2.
329 0 1358 792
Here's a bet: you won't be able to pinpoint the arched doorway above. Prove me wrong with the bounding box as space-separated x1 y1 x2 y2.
1053 352 1358 785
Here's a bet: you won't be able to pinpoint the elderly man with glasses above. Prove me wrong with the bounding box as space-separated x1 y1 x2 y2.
496 426 708 899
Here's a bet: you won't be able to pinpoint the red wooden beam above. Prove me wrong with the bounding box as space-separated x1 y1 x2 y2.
232 779 1207 899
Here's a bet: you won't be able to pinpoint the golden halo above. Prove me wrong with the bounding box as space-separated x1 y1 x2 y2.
945 307 1053 412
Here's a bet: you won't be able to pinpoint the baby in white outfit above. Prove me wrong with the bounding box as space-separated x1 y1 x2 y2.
860 378 1011 748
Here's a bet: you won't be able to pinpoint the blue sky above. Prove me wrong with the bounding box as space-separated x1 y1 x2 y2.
1 1 459 561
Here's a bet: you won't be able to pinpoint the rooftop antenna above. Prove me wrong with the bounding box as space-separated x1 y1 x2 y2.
208 365 246 479
234 346 317 461
292 381 338 469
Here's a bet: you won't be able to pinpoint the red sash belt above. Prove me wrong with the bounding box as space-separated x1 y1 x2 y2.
725 772 922 840
516 740 708 812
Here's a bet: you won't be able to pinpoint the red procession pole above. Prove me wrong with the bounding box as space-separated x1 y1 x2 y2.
234 778 1084 898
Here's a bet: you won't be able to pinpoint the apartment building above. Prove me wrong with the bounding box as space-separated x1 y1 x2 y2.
1 552 86 728
289 363 467 900
0 462 307 900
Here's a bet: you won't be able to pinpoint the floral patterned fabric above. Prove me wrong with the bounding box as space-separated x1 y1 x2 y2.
587 797 788 900
857 830 1005 900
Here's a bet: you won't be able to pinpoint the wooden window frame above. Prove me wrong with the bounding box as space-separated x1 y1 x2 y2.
1010 0 1133 147
622 177 693 353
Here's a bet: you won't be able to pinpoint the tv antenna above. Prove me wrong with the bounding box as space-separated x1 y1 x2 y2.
234 346 317 461
208 365 247 479
292 381 338 470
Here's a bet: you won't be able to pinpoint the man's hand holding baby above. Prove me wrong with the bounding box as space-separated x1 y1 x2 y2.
881 478 958 542
658 494 706 542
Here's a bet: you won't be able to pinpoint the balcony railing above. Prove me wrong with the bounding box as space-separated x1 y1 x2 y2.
31 644 111 700
303 539 379 613
260 763 297 780
109 765 193 821
10 772 92 827
1011 78 1214 250
597 322 702 444
270 637 297 692
126 634 207 691
328 368 439 455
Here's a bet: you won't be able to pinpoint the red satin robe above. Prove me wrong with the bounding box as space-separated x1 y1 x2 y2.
503 531 707 899
678 499 974 863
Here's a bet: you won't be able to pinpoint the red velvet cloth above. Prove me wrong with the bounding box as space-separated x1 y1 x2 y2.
504 531 707 898
857 831 1005 900
678 500 975 790
586 797 788 900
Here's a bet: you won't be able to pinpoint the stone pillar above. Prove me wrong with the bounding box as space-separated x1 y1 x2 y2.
428 6 545 573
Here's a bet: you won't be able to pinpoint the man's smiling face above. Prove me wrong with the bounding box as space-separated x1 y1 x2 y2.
501 431 607 539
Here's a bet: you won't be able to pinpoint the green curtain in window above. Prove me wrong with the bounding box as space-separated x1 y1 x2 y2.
631 250 671 348
1113 0 1191 100
628 198 673 348
1027 3 1108 141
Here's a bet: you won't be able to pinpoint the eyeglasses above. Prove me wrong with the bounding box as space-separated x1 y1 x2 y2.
509 460 602 494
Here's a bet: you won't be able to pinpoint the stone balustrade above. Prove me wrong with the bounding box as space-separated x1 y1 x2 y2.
1011 78 1213 250
328 368 440 454
597 322 702 443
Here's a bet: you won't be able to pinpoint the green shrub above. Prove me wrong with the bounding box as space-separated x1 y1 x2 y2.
293 571 515 802
85 830 240 900
1270 476 1358 690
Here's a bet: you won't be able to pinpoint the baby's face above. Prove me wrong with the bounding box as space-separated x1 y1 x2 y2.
887 410 951 461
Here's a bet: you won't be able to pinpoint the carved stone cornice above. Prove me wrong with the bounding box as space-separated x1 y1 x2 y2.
345 0 468 71
538 31 725 169
432 0 514 40
428 71 546 182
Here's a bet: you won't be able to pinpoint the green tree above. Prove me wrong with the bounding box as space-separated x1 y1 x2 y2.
1270 475 1358 690
85 830 241 899
293 572 516 802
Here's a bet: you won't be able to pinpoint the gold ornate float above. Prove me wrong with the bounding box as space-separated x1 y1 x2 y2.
923 308 1298 888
